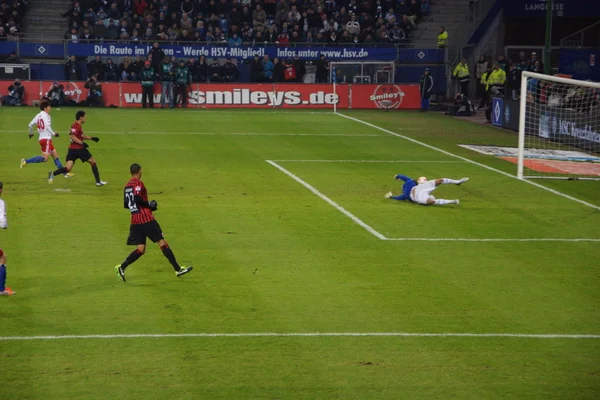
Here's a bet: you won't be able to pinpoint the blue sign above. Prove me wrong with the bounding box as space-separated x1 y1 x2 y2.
67 43 397 61
492 97 504 127
1 41 445 62
560 49 600 82
504 0 600 17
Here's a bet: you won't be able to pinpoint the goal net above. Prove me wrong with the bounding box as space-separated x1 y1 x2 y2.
330 61 395 85
518 71 600 180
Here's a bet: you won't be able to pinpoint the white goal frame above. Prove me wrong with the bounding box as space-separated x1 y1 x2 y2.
517 71 600 180
330 61 396 113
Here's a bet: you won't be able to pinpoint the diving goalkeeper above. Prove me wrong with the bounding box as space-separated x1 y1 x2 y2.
385 174 469 205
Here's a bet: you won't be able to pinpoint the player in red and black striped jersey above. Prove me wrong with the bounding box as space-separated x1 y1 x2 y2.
114 163 192 282
48 110 107 187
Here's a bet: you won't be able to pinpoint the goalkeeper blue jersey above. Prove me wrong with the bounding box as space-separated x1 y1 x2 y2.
394 174 417 201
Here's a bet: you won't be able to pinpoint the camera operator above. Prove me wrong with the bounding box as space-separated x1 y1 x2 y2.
85 74 103 107
2 78 24 106
46 82 66 107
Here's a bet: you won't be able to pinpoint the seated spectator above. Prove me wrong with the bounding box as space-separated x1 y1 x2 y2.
2 78 24 106
208 59 222 82
105 58 119 81
2 51 21 64
266 24 278 42
253 4 266 29
228 32 242 46
420 0 431 15
346 14 360 35
262 55 274 81
222 58 238 82
277 31 289 45
120 57 132 81
88 55 105 79
0 27 6 41
249 55 263 82
390 24 406 42
65 27 79 42
130 56 144 81
64 55 81 80
181 0 194 14
273 57 285 82
409 0 422 21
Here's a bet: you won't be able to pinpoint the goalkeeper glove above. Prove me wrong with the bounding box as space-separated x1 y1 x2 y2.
82 142 89 149
91 137 99 142
149 200 158 211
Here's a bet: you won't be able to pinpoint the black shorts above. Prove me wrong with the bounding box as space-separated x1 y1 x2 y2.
127 220 164 245
66 148 92 163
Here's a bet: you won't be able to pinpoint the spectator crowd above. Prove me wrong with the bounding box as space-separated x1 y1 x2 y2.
0 0 28 40
61 0 431 45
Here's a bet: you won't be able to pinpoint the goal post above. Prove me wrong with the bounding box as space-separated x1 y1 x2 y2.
518 71 600 180
330 61 396 113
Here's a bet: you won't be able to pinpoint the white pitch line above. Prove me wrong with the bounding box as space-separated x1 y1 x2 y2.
0 130 381 137
272 160 465 163
266 160 386 240
1 332 598 341
337 113 600 211
385 238 600 242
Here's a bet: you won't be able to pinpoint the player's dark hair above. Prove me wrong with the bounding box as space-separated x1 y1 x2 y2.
130 163 142 175
39 99 50 110
76 110 86 121
0 181 3 189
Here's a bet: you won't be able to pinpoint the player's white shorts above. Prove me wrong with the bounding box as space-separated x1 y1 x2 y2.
410 180 437 204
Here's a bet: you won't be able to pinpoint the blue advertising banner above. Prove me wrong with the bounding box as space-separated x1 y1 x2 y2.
560 49 600 82
2 41 445 62
492 97 503 127
504 0 600 17
67 43 398 61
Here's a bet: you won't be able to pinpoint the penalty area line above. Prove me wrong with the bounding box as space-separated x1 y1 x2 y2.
1 332 599 341
271 160 466 163
336 113 600 211
385 237 600 242
266 160 386 240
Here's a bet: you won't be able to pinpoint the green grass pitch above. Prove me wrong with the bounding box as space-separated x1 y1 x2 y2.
0 107 599 399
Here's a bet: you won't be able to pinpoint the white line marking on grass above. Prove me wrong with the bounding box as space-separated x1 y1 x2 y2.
385 237 600 242
337 113 600 211
0 130 380 137
1 332 598 341
272 160 465 163
266 160 386 240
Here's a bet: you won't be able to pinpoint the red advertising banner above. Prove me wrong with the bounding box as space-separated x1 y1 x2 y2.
1 81 420 109
350 84 421 109
117 83 350 109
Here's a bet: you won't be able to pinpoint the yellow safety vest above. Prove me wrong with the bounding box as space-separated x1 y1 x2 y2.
488 69 506 86
481 72 491 90
453 63 470 79
437 31 448 47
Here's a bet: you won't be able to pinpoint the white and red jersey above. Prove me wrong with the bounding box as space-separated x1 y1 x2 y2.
28 111 57 140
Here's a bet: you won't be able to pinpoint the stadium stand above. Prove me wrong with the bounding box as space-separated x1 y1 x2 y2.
49 0 431 44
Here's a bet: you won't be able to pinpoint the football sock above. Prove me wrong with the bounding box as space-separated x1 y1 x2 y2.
434 199 456 205
53 167 68 176
0 265 6 292
91 164 101 183
25 156 45 163
441 178 462 184
160 244 181 271
120 249 144 271
54 158 63 169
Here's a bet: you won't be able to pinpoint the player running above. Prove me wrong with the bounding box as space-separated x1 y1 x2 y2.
0 183 14 296
21 99 73 178
48 110 107 186
385 174 469 205
115 163 193 282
